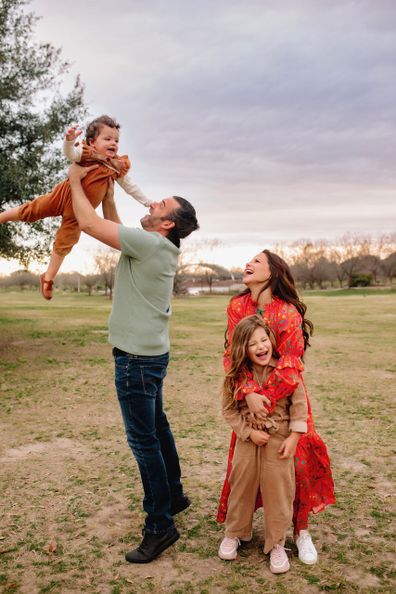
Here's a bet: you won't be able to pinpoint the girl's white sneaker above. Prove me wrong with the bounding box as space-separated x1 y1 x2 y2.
218 536 240 560
269 544 290 574
295 530 318 565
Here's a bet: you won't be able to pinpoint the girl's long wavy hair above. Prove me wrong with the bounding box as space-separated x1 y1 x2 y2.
226 249 313 351
223 315 277 410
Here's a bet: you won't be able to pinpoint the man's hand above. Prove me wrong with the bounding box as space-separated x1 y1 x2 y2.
245 392 271 421
65 126 83 142
250 429 270 446
278 431 301 459
69 164 121 250
68 162 98 184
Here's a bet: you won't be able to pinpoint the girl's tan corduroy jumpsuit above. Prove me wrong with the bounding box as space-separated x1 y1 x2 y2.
222 362 308 553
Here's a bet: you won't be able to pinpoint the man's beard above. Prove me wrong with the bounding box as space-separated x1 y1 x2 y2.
140 214 161 230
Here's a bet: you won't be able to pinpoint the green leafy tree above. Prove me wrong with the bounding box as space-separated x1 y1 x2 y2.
0 0 86 266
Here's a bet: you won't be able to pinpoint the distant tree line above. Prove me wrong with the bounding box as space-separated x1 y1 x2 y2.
276 233 396 289
0 248 119 296
174 233 396 293
1 234 395 296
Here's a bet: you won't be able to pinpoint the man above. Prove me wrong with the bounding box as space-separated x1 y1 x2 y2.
68 163 199 563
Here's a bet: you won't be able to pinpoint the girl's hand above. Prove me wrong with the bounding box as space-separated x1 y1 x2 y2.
245 392 271 421
243 411 266 430
250 429 270 446
65 126 83 142
278 432 301 459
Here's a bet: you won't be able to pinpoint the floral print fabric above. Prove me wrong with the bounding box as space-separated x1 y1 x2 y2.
217 293 335 532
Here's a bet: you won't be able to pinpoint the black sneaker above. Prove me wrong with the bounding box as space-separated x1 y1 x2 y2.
170 495 191 516
125 526 180 563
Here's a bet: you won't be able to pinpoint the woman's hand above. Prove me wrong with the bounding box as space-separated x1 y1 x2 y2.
250 429 270 446
245 392 271 421
278 431 301 459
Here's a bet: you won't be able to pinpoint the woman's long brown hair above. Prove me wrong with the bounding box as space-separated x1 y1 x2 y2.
227 249 313 351
223 315 277 410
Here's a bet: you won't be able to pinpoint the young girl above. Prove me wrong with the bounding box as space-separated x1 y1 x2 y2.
219 315 308 574
0 115 151 300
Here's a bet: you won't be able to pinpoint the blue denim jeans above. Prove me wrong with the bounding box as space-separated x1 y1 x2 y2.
113 349 183 534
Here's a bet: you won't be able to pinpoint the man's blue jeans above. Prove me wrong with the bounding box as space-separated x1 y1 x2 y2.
113 349 183 534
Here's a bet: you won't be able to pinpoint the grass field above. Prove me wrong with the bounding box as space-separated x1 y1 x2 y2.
0 291 395 594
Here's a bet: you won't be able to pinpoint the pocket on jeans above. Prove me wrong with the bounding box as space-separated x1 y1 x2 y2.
140 364 167 395
114 355 129 370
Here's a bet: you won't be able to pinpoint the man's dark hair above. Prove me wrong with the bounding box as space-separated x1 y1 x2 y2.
166 196 199 248
86 115 120 145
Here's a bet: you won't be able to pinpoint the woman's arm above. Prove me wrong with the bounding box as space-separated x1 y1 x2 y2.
236 305 305 414
288 380 308 434
222 402 253 442
222 396 269 445
261 308 305 409
223 296 271 420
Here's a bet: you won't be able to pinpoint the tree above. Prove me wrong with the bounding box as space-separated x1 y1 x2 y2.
4 268 39 290
197 262 231 293
340 255 382 287
358 255 382 284
312 257 337 289
82 274 99 297
328 247 348 287
340 256 365 286
0 0 86 265
173 263 189 295
94 248 119 298
56 271 82 292
382 252 396 285
289 241 328 289
172 239 223 296
375 233 396 258
290 262 310 290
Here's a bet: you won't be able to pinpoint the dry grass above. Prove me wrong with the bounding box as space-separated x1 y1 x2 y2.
0 290 395 594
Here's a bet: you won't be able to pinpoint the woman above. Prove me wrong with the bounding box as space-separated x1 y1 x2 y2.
217 250 335 564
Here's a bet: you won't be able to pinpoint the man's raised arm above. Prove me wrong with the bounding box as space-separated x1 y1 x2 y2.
102 179 122 224
68 163 121 250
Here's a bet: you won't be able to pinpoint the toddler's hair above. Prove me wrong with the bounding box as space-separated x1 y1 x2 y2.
86 115 120 145
223 315 277 409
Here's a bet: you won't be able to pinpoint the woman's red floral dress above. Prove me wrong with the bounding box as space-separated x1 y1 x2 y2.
217 293 335 533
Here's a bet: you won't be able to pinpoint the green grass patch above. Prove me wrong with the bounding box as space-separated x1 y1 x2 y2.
0 290 395 593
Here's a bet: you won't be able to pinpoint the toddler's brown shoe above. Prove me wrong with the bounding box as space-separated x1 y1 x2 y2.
40 274 54 300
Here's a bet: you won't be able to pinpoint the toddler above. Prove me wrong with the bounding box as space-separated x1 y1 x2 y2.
0 115 151 299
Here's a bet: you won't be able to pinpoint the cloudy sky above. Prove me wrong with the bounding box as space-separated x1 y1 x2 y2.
4 0 396 272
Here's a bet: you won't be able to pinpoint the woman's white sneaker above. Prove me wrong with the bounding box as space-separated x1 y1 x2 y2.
269 544 290 574
218 536 240 560
295 530 318 565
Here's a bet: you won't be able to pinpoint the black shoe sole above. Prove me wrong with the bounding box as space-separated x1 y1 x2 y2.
125 529 180 563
